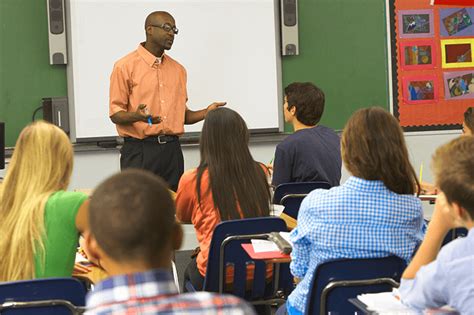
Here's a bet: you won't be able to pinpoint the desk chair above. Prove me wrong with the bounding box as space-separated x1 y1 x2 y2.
185 217 294 307
273 182 331 219
443 227 469 246
0 278 86 315
305 256 406 315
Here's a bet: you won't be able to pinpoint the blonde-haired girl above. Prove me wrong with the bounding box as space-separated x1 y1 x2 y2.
0 121 88 281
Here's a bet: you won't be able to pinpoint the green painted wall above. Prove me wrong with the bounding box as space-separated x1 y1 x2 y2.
0 0 389 146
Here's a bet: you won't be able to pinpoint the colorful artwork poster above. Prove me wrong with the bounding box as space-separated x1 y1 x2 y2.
440 8 474 37
400 40 436 70
398 9 434 38
402 76 438 104
443 71 474 100
441 39 474 68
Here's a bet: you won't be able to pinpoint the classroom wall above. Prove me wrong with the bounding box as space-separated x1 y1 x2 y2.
1 0 389 145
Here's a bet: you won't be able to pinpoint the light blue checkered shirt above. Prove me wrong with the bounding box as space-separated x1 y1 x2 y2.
288 176 424 314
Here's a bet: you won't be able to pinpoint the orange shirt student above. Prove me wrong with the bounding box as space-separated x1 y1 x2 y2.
175 108 271 290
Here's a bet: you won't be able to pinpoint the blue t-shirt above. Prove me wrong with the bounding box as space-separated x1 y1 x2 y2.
272 125 341 187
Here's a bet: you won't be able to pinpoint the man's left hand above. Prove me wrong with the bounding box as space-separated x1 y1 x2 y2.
206 102 226 114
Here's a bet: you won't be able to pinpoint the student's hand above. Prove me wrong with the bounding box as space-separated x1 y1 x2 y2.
73 262 91 274
420 181 438 195
206 102 226 114
430 192 462 233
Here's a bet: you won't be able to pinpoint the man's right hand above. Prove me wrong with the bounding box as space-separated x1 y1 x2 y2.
110 105 161 125
135 104 161 124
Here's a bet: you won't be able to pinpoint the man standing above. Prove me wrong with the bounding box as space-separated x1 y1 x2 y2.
109 11 225 190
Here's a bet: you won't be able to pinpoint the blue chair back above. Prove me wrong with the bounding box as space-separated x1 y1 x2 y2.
443 227 469 246
202 217 293 301
0 278 86 314
273 181 331 219
273 181 331 205
305 256 406 315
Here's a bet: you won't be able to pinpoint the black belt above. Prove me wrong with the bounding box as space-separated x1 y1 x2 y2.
124 135 178 144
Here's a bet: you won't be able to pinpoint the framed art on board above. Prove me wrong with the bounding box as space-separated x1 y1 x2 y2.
440 8 474 37
399 40 436 70
441 38 474 68
443 70 474 99
398 9 434 38
402 76 438 104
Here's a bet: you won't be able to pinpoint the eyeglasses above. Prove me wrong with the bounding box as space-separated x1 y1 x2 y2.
150 23 179 35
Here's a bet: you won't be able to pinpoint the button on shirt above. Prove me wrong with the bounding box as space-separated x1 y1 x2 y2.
109 43 187 139
399 228 474 314
85 269 255 315
288 177 424 314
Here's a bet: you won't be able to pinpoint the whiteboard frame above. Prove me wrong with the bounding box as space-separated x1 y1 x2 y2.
66 0 283 143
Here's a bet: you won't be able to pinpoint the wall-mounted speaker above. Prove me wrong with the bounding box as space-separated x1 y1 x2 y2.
46 0 68 64
280 0 299 56
42 97 70 134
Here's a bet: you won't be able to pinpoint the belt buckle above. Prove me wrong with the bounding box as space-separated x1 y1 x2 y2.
157 135 167 144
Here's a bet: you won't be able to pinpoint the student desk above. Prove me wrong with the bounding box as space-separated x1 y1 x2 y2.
73 265 108 285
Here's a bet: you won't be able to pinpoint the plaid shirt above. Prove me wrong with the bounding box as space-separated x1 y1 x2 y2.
288 176 425 314
85 269 255 315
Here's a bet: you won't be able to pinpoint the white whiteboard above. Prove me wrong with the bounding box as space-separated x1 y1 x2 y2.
66 0 282 141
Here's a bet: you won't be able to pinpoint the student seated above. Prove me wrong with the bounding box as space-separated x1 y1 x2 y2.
175 107 271 290
279 107 425 315
271 82 341 187
399 136 474 313
84 169 254 314
462 106 473 135
0 121 88 281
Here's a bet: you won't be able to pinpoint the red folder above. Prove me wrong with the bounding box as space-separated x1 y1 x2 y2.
241 243 290 260
431 0 474 5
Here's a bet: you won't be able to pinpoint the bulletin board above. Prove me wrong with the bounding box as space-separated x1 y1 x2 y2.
389 0 474 131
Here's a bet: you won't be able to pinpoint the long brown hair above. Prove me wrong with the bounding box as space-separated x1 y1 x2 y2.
196 108 270 220
342 107 419 195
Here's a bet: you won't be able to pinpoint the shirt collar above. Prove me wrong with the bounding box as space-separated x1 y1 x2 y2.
137 43 167 67
344 176 391 193
86 269 178 309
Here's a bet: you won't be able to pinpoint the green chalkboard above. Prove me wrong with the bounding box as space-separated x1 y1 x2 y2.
0 0 67 147
282 0 390 132
0 0 389 146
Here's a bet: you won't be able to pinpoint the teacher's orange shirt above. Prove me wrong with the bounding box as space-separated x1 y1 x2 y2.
109 43 187 138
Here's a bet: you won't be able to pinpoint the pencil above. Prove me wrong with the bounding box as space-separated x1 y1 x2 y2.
419 162 423 183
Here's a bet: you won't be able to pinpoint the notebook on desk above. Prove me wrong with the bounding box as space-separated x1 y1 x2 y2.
354 289 458 315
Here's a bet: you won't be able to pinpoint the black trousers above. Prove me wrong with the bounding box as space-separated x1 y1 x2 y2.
183 257 205 291
120 137 184 191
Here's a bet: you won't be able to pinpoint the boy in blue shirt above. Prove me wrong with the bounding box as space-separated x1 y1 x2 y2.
271 82 341 187
400 136 474 313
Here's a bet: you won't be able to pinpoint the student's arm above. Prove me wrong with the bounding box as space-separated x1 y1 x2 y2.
184 102 226 124
398 193 462 310
175 172 196 223
402 193 457 279
271 146 292 187
110 106 161 125
75 199 89 234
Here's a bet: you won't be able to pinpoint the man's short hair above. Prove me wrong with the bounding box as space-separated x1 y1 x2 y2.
285 82 325 126
432 136 474 218
89 169 176 263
